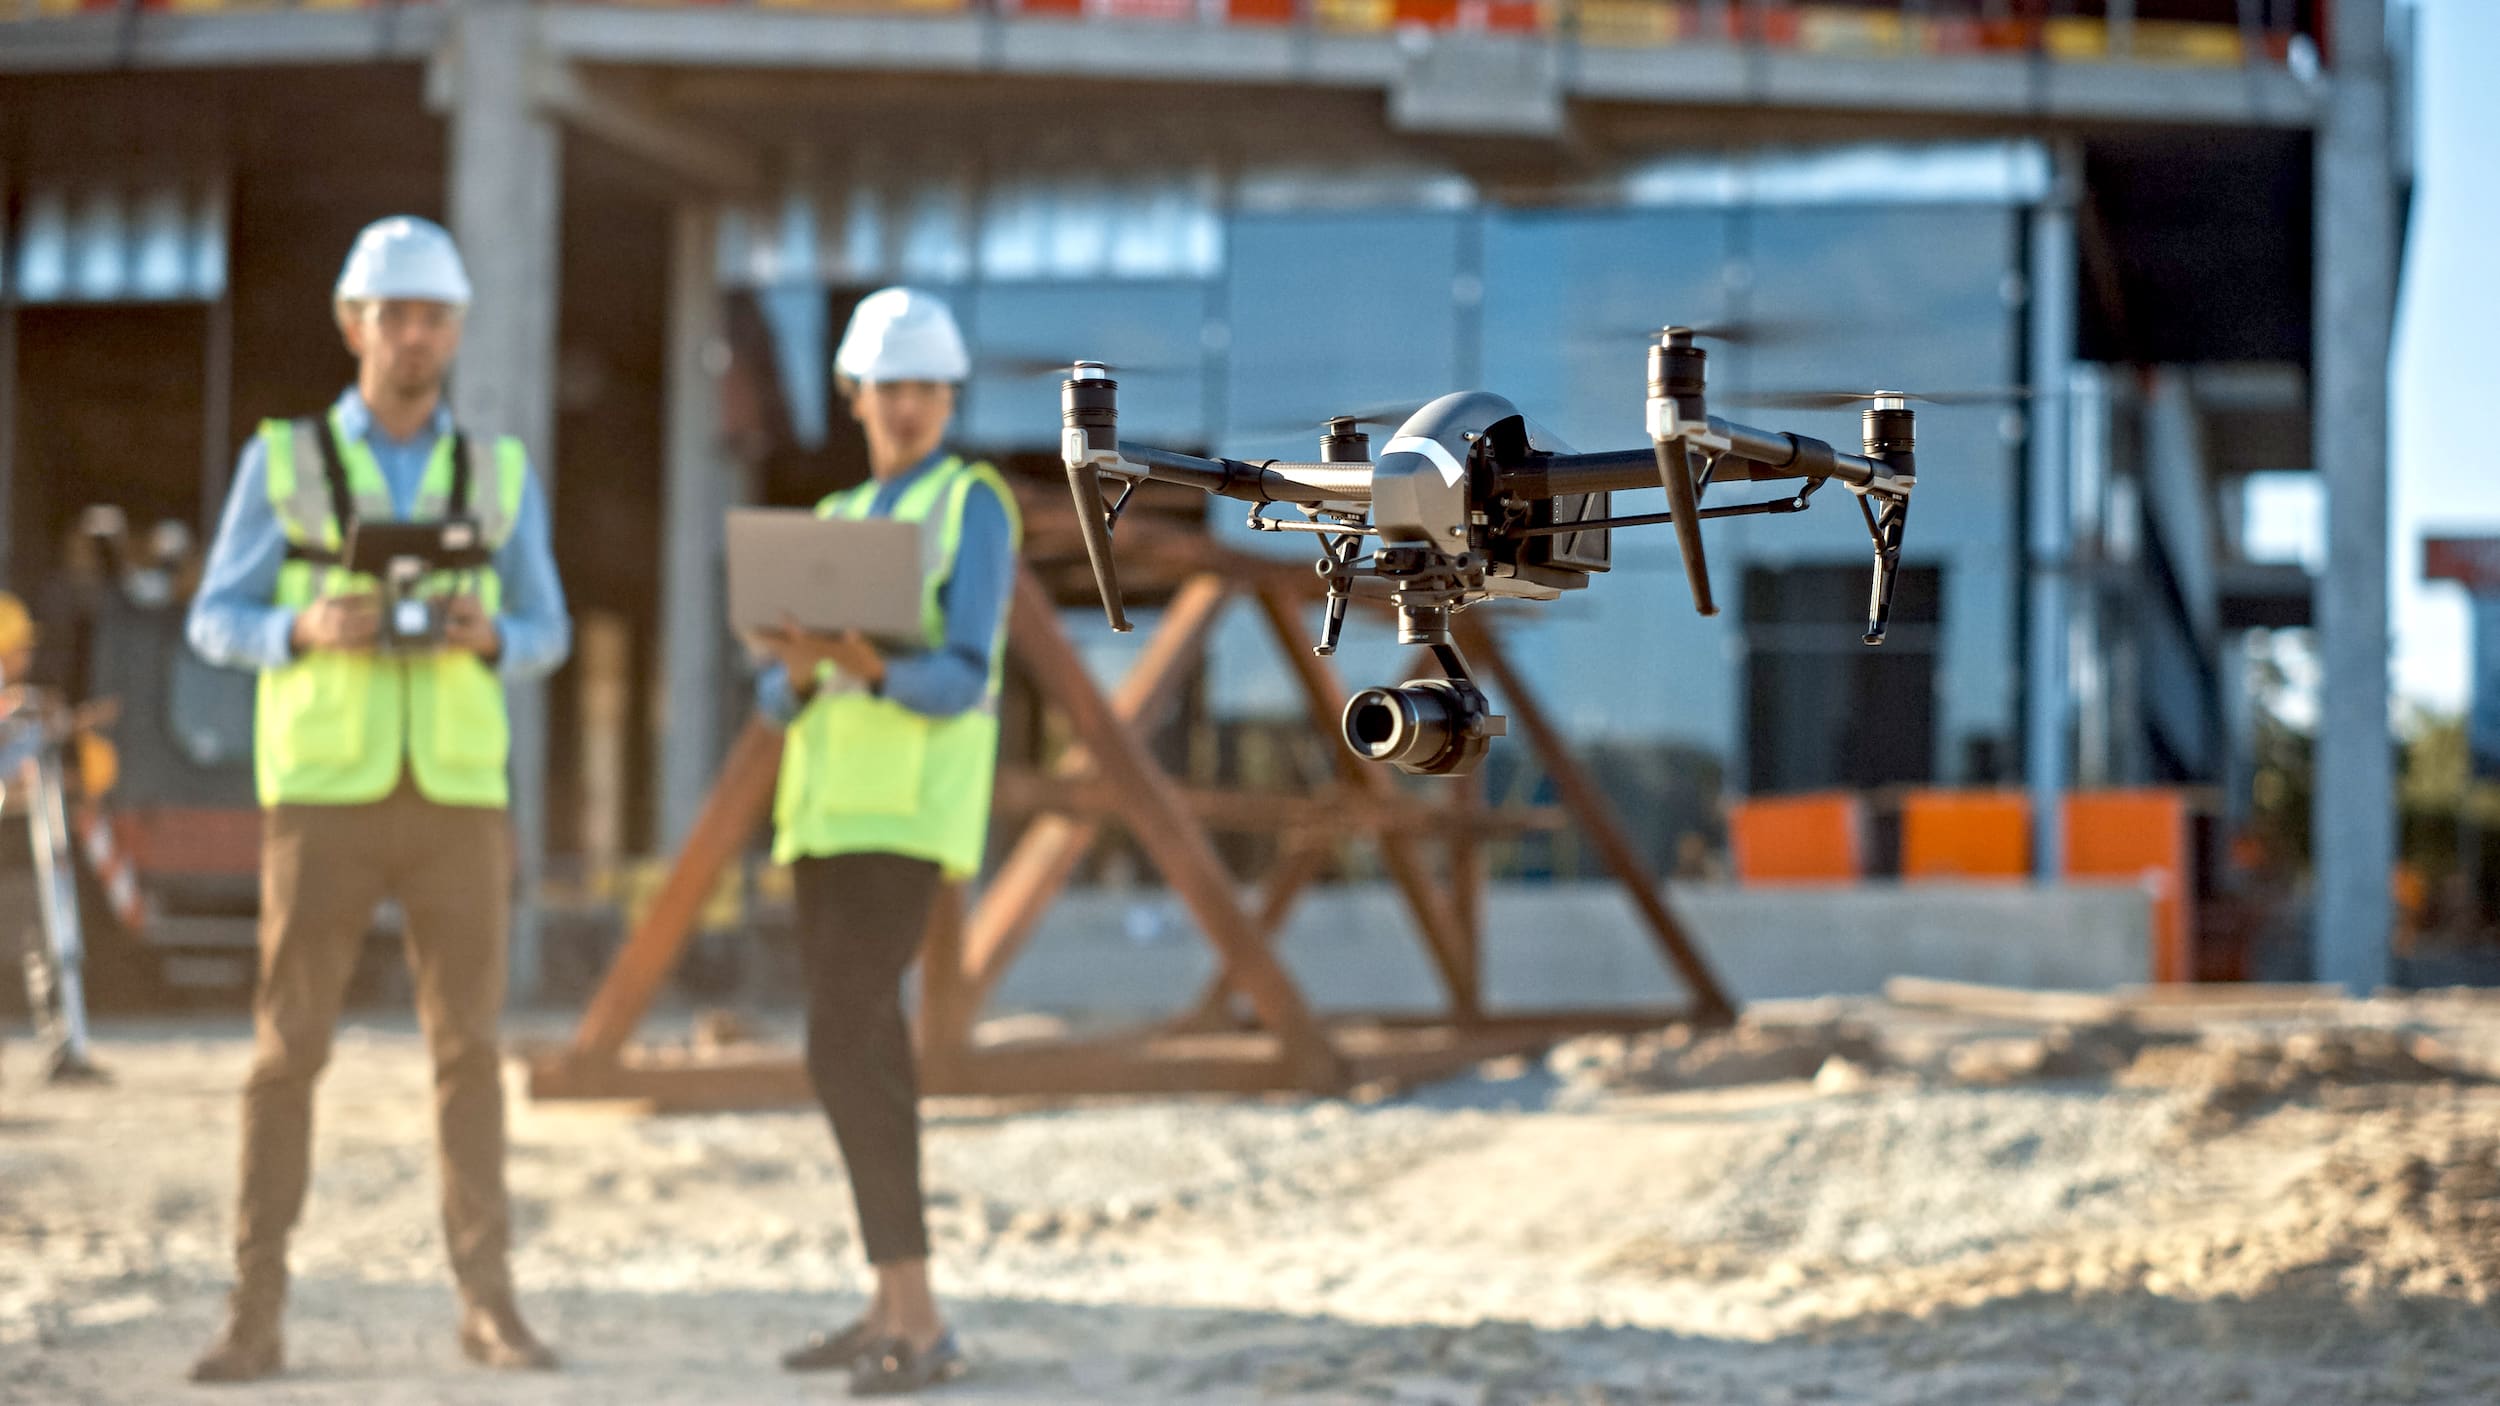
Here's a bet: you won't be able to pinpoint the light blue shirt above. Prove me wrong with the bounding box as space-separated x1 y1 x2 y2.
187 388 571 681
756 449 1016 723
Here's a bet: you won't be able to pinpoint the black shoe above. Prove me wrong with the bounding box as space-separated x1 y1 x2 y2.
850 1330 967 1397
188 1323 283 1384
45 1049 110 1086
458 1299 559 1371
782 1316 880 1373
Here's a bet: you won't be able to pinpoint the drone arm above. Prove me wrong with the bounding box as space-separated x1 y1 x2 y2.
1506 437 1901 501
1115 444 1374 505
1706 418 1892 491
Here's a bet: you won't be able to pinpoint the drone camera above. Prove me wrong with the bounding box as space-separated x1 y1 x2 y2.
1340 678 1505 777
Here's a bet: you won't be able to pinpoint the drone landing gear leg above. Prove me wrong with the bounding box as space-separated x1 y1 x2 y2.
1859 492 1910 646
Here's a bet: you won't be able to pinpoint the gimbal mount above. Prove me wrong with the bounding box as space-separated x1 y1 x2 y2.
1058 327 1919 776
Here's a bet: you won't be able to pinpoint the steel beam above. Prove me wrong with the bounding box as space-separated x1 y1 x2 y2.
2311 0 2400 993
448 0 564 1001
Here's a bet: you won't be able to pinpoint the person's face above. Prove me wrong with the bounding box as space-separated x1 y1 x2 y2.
338 298 464 399
848 379 955 475
1 643 32 684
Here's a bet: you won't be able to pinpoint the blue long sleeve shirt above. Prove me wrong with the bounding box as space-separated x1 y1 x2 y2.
187 388 572 682
756 450 1016 724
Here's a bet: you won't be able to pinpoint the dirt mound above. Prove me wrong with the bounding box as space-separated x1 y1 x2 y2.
1548 1015 1885 1092
1549 1012 2168 1094
2124 1027 2484 1131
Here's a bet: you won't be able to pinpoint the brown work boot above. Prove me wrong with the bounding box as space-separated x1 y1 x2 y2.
458 1296 559 1371
188 1289 284 1385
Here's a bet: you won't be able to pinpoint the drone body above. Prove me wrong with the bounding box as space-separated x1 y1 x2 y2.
1059 328 1920 776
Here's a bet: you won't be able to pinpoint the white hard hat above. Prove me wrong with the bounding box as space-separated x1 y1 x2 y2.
834 286 970 384
334 215 472 306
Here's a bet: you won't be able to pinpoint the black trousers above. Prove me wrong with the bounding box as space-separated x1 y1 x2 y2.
791 852 940 1267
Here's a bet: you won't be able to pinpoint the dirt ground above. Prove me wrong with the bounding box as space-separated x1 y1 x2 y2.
6 999 2500 1405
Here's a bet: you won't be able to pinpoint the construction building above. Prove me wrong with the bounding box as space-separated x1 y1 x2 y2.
0 0 2407 993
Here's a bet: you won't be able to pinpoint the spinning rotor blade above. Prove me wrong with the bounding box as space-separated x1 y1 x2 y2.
1231 400 1436 441
1568 316 1819 351
984 354 1199 379
1726 386 2035 411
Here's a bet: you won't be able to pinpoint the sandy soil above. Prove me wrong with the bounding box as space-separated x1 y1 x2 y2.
5 1005 2500 1404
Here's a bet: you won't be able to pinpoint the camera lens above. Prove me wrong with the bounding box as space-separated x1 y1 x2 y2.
1344 689 1412 756
1340 681 1489 776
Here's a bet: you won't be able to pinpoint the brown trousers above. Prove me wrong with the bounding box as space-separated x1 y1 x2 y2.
232 779 515 1310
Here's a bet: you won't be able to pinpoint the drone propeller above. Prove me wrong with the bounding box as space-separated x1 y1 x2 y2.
1232 400 1437 442
1569 316 1819 351
984 354 1199 379
1725 386 2035 411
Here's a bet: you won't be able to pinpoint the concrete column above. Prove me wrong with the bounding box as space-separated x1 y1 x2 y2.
656 204 733 853
447 0 563 1000
0 299 16 587
2024 153 2078 879
2312 0 2400 992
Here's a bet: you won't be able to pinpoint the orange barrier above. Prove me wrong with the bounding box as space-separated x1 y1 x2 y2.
1728 791 1865 886
2062 789 2192 983
1899 789 2028 882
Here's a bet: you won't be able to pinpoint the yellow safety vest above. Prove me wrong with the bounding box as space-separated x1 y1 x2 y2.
772 455 1021 879
254 409 528 809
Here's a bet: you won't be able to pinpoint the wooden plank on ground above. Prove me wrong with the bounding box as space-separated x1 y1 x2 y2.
1882 976 2124 1025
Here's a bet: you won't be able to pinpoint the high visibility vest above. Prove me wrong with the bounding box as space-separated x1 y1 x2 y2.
254 409 528 809
772 455 1021 879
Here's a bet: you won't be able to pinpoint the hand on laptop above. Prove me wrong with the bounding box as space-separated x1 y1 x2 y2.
761 615 886 692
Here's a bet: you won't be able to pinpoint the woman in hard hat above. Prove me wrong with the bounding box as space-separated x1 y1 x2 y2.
751 287 1018 1396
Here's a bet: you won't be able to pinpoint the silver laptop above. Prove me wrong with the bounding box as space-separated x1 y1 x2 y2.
725 509 930 647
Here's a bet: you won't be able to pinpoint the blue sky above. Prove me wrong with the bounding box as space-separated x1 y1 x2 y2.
2389 0 2500 711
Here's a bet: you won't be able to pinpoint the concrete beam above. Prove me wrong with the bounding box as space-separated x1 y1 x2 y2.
533 65 767 200
447 0 564 1002
0 9 444 73
1392 38 1567 137
2311 0 2400 993
533 8 2321 130
6 6 2328 132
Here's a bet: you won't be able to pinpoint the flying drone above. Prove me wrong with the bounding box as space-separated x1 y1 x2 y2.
1056 327 1921 777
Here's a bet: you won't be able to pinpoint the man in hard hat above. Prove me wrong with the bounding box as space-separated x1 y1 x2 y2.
752 287 1016 1395
0 590 109 1085
184 215 570 1383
